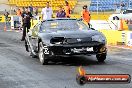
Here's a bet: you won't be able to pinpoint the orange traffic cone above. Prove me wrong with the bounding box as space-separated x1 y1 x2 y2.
4 25 7 31
118 19 124 31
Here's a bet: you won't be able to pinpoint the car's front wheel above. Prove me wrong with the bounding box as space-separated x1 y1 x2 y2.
38 42 49 65
96 53 107 62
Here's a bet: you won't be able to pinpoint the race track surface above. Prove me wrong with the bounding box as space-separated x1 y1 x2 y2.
0 30 132 88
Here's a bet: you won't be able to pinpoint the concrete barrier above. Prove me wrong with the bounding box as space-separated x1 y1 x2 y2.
0 15 11 22
99 30 123 45
98 30 132 47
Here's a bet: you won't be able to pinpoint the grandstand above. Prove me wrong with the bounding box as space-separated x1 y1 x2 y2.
89 0 132 12
8 0 77 11
3 0 132 15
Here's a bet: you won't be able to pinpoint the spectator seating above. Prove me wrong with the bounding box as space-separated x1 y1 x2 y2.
89 0 132 12
8 0 77 11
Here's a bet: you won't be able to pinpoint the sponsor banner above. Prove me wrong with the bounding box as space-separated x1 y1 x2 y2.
76 66 131 85
77 74 130 85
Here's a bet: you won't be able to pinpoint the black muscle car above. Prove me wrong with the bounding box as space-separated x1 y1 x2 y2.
25 19 107 65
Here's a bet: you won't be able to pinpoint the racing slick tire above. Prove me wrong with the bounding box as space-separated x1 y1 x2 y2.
38 42 49 65
96 53 106 62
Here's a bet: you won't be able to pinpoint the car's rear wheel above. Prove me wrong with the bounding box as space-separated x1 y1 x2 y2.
38 42 49 65
96 53 106 62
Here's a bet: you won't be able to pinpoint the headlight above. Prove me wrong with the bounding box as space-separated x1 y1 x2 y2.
92 35 106 43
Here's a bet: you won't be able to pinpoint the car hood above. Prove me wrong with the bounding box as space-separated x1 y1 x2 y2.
38 29 104 44
40 30 101 38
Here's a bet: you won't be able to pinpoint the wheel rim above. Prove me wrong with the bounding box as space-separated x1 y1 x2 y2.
39 43 44 63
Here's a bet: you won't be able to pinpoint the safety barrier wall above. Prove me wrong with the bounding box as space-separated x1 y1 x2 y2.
0 15 12 22
91 19 132 46
99 30 124 45
99 30 132 47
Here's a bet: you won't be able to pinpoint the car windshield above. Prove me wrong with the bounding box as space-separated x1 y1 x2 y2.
40 19 88 32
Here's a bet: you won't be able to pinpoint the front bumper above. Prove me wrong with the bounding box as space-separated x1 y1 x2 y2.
44 42 107 56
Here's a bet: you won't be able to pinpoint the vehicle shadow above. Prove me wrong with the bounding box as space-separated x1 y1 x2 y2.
47 56 106 66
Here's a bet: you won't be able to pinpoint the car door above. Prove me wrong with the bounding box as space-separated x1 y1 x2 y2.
30 23 41 52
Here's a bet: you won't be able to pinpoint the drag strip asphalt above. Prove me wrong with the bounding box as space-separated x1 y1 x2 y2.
0 30 132 88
